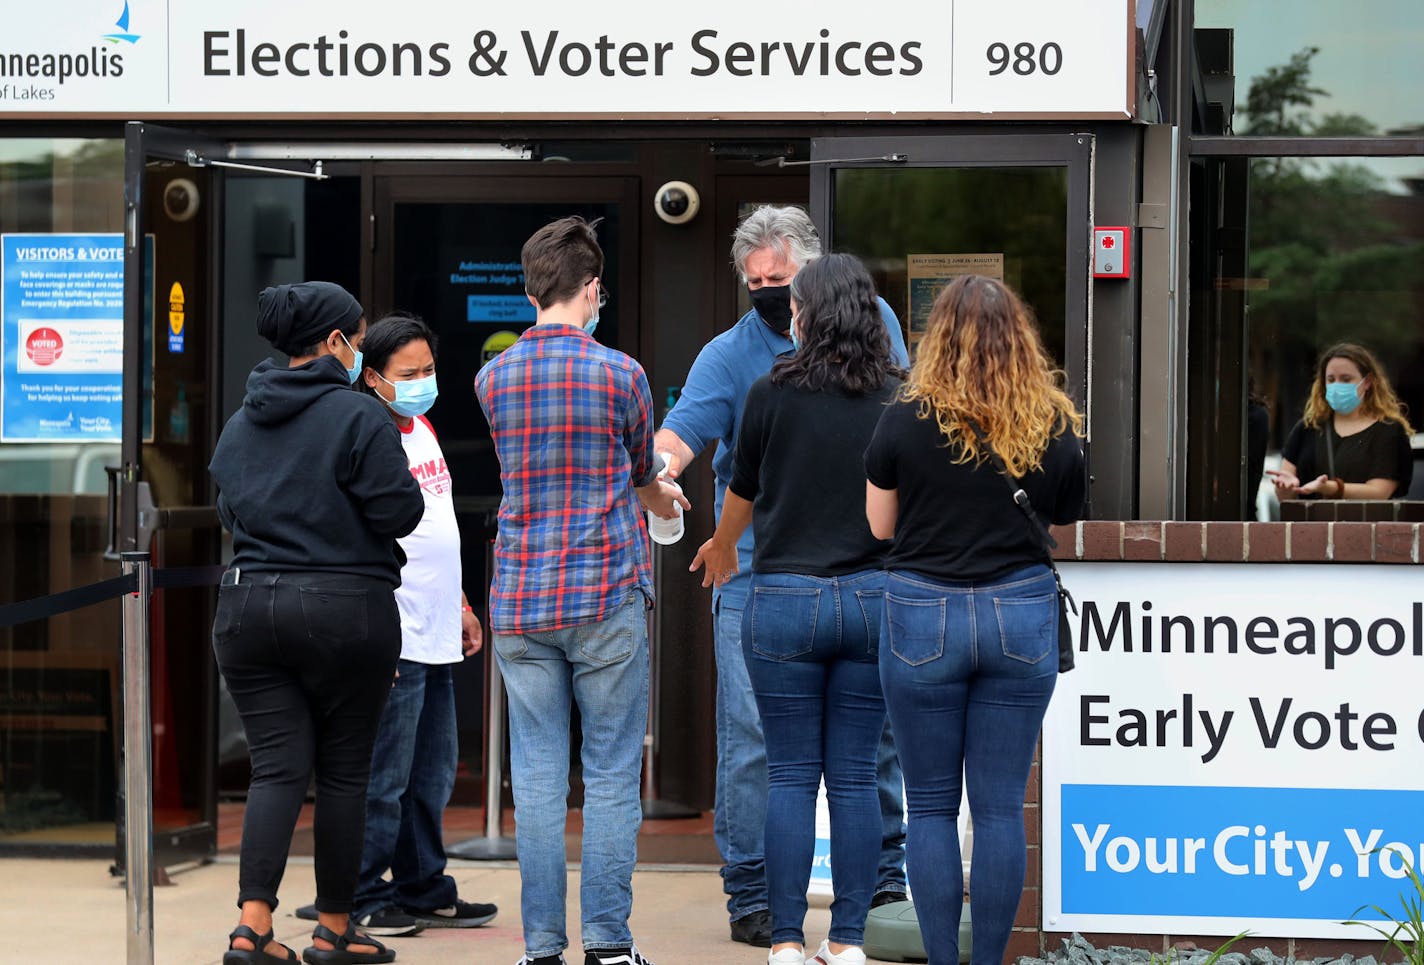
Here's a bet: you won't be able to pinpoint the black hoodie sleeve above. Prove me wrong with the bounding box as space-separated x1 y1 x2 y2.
348 417 425 539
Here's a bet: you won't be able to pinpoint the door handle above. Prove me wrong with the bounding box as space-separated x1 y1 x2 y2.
106 469 220 559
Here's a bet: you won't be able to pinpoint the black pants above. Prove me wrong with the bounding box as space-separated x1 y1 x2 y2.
213 571 401 914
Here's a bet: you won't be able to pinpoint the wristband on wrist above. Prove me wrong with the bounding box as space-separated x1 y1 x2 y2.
1333 477 1345 498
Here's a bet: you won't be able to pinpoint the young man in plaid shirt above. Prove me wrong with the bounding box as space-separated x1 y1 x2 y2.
475 216 688 965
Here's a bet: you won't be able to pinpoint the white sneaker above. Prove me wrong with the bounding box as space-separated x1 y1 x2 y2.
769 947 806 965
808 941 867 965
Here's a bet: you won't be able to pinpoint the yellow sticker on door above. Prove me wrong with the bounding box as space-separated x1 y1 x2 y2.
481 330 518 366
167 282 186 353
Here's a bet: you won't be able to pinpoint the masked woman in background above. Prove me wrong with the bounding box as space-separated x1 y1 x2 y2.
1269 342 1414 501
210 282 424 965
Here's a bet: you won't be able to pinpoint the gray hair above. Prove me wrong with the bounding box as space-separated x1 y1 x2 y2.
730 205 822 281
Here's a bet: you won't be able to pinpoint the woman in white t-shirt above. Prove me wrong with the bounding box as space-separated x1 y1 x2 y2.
336 313 498 934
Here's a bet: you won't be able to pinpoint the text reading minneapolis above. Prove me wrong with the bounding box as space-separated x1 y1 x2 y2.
203 29 924 79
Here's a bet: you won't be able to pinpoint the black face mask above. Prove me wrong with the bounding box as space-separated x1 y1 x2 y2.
749 284 793 335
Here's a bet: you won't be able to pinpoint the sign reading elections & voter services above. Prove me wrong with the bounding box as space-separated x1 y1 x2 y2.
0 0 1131 118
1044 563 1424 939
1 234 125 442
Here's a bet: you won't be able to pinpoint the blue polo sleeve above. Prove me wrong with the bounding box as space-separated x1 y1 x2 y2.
661 337 737 460
877 297 910 367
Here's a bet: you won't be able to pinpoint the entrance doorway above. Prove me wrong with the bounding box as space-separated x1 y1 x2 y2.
5 125 1098 862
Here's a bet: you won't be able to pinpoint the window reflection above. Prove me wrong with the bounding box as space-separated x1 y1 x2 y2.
1197 0 1424 151
832 167 1068 367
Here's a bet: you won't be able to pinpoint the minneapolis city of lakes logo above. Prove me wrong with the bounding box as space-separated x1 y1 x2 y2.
0 1 136 101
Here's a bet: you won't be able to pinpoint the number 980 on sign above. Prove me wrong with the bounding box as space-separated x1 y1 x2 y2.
986 41 1062 76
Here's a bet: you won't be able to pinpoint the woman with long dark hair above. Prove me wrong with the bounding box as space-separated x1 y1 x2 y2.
1268 342 1413 501
692 252 903 965
210 282 424 965
864 275 1085 965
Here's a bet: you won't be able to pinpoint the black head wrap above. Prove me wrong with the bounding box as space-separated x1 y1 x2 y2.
256 281 363 355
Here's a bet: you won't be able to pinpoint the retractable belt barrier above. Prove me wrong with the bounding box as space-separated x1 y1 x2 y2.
0 564 227 628
0 561 226 965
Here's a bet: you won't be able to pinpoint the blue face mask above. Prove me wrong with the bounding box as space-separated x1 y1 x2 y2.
789 315 802 351
377 372 439 418
584 282 604 337
1326 381 1361 415
339 332 363 385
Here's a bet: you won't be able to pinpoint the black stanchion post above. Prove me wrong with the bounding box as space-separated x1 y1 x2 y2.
642 545 699 820
446 645 518 860
448 540 517 861
120 550 154 965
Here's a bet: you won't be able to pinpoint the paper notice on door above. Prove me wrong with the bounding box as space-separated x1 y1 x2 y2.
906 253 1005 346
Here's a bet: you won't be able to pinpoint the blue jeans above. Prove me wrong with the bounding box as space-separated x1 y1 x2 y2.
743 570 887 947
353 660 460 919
714 597 907 920
879 566 1058 965
493 594 649 958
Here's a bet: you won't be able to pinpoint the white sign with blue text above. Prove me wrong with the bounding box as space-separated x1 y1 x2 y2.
1044 563 1424 939
0 0 1132 118
1 234 124 442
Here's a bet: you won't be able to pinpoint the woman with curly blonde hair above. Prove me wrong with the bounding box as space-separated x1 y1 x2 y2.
1268 343 1413 501
863 275 1085 965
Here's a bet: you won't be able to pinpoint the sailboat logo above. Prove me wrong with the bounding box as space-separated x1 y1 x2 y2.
103 1 141 44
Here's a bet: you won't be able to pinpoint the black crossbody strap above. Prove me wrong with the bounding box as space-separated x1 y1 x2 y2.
965 418 1077 616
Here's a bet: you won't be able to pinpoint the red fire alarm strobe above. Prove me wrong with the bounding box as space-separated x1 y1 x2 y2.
1094 226 1130 279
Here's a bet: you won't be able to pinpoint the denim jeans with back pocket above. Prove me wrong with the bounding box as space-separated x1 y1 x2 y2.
879 565 1058 965
742 568 887 946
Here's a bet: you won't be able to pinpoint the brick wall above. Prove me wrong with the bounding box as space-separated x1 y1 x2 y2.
1048 520 1422 564
1008 521 1420 960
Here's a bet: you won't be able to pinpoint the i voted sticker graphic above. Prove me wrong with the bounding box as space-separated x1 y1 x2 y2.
25 327 64 366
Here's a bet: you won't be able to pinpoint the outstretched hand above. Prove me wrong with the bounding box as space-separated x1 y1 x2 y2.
689 537 739 588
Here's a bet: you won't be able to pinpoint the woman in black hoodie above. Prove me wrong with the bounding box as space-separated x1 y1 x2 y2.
209 282 424 965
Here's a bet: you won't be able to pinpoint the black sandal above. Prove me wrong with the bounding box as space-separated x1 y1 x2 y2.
224 924 298 964
301 924 395 965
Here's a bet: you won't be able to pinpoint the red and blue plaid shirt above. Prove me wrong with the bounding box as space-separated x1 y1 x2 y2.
475 323 658 633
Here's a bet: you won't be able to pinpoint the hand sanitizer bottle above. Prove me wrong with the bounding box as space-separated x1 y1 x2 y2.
647 451 684 545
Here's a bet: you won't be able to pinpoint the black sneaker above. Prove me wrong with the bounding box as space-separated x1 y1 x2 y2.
293 903 423 936
353 905 426 937
729 909 773 947
404 898 498 928
584 948 656 965
871 890 910 908
516 957 568 965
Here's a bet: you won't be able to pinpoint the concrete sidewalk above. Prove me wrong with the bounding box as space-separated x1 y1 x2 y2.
0 857 841 964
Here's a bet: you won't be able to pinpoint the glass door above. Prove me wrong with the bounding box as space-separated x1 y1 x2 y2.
116 122 228 869
810 134 1093 409
0 137 125 854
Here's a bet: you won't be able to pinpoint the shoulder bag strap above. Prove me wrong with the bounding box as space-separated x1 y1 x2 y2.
965 418 1077 616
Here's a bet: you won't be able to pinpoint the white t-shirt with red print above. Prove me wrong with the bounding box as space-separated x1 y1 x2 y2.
395 415 463 665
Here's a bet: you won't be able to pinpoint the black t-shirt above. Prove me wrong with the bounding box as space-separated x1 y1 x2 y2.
864 399 1086 583
1280 418 1413 497
729 375 899 575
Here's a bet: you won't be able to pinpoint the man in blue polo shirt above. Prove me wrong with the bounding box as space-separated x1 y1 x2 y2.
654 205 912 948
